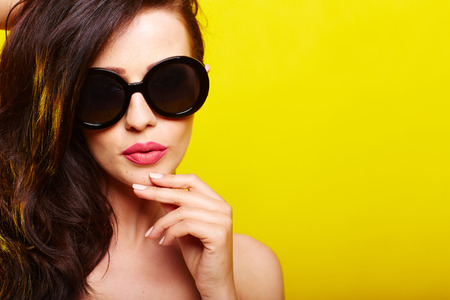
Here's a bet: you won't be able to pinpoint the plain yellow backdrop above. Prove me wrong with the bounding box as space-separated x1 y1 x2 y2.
179 0 450 299
1 1 449 299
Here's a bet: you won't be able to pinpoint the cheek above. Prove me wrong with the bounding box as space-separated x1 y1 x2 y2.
162 118 194 168
172 118 194 148
82 130 113 163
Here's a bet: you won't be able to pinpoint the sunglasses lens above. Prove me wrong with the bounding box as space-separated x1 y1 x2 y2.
78 73 125 127
148 63 200 115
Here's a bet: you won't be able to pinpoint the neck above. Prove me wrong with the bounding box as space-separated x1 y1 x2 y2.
105 177 162 245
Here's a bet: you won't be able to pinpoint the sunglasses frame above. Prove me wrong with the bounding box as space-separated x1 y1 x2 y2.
77 56 209 130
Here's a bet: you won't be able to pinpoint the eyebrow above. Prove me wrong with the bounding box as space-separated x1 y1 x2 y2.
102 66 127 75
100 62 158 76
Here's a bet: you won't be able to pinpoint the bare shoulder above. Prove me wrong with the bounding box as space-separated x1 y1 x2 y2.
233 233 284 300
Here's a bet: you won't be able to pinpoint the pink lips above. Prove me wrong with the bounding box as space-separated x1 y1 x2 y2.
122 141 167 165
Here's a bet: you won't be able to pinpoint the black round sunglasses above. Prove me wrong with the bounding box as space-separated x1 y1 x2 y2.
77 56 209 129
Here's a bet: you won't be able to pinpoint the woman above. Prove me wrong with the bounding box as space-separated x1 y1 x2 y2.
0 0 284 299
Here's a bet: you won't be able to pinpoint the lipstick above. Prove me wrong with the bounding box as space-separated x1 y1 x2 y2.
122 141 167 165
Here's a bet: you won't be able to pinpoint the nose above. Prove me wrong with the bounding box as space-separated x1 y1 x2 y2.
125 92 157 130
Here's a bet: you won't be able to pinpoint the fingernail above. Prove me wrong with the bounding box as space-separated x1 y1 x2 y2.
145 226 153 238
132 184 147 190
159 236 165 245
149 173 163 179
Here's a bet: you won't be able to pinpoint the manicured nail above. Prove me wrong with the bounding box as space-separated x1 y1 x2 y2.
149 173 163 179
159 236 165 245
145 226 153 238
132 184 147 190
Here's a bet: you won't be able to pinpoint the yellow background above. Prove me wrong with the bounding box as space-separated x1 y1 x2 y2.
180 0 450 299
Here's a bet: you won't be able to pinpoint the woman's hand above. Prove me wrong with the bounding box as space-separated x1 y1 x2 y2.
133 173 237 300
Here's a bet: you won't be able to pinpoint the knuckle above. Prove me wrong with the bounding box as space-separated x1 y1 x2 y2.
165 225 181 239
186 173 200 183
172 190 185 206
213 225 229 242
149 186 162 200
223 217 233 229
175 206 188 218
153 217 168 231
184 218 194 228
164 227 174 237
222 202 233 216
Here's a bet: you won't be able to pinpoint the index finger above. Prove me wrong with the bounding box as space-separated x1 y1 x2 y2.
133 184 226 212
149 173 223 201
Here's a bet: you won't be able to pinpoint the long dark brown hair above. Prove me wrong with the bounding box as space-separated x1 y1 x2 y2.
0 0 204 299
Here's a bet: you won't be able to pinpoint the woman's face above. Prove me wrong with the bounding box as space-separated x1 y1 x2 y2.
83 8 195 188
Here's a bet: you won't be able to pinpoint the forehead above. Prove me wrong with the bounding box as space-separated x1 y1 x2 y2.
91 8 192 76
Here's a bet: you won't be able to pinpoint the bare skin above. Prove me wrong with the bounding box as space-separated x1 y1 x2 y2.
1 3 284 299
0 0 18 28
